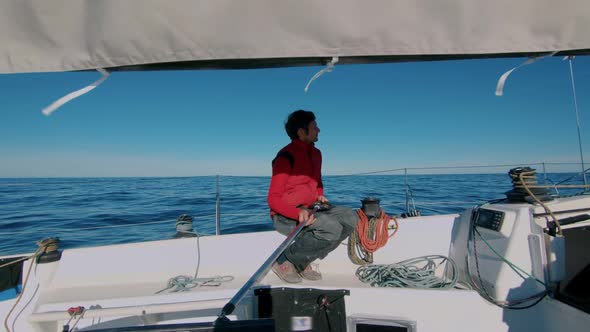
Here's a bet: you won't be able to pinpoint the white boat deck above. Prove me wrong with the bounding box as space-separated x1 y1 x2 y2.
3 211 590 331
3 214 458 330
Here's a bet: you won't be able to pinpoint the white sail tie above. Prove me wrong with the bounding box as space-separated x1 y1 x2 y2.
42 68 110 116
304 57 338 93
495 51 557 96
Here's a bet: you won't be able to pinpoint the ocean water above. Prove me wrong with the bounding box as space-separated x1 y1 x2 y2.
0 173 585 255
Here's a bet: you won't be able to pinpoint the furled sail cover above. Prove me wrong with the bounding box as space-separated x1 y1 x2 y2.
0 0 589 73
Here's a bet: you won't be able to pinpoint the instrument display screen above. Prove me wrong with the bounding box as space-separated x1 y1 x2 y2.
474 208 505 232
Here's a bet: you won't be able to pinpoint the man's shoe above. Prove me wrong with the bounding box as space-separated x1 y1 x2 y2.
299 264 322 281
272 261 302 283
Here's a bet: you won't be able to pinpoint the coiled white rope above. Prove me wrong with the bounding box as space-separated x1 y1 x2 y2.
156 275 234 293
155 232 234 294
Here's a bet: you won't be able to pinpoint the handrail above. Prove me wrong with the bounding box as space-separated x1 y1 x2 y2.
215 206 318 323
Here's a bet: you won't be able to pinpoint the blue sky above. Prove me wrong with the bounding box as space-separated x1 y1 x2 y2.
1 56 589 177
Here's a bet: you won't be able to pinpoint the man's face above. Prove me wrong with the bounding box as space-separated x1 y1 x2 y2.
299 120 320 143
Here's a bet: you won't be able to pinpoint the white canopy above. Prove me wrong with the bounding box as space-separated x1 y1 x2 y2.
1 0 589 74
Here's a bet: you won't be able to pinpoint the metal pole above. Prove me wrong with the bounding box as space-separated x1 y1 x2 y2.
542 162 547 184
216 206 319 323
216 175 221 235
568 57 588 188
404 168 409 213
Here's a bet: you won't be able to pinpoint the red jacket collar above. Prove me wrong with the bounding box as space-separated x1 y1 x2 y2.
291 139 314 150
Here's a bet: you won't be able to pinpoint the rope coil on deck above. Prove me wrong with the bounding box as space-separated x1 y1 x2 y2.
155 232 235 294
356 255 458 289
156 275 235 293
348 209 398 265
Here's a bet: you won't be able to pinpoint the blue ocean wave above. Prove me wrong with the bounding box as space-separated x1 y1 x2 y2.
0 173 585 255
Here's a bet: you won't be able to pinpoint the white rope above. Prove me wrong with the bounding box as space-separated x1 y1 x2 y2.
495 51 557 96
304 57 338 93
155 232 234 294
42 68 110 116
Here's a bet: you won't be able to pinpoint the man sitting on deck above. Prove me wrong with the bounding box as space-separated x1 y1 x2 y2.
267 110 358 283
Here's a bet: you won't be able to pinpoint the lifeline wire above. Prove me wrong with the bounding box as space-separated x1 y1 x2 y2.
519 171 562 236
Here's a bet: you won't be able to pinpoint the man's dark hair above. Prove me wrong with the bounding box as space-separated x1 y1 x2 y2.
284 110 316 140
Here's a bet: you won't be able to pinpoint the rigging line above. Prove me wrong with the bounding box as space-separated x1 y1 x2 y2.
351 168 406 175
469 224 547 310
349 162 547 175
155 231 233 294
555 167 590 185
0 255 33 269
566 56 588 188
193 231 201 280
346 161 588 176
408 201 489 206
219 213 268 217
473 227 545 286
513 184 590 189
355 255 458 289
3 240 53 332
519 171 562 236
534 206 590 217
4 256 36 332
541 162 590 165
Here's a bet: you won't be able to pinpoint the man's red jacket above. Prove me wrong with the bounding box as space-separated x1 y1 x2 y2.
267 139 324 220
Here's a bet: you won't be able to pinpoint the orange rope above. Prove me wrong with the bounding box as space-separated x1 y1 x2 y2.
356 209 398 253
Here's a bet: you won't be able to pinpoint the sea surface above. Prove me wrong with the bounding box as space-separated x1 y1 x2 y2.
0 173 585 255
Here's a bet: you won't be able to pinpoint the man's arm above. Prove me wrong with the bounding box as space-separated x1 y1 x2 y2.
267 156 301 220
316 149 324 198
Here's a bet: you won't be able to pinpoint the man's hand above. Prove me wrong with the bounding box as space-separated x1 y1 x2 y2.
298 209 316 226
317 195 329 203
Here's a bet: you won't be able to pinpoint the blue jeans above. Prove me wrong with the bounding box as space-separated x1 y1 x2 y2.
273 206 357 271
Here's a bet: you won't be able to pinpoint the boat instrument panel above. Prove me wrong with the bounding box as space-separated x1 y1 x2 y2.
473 208 505 232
